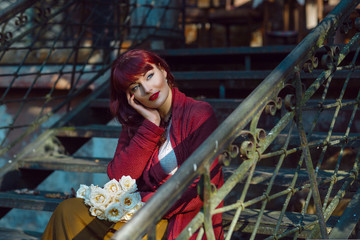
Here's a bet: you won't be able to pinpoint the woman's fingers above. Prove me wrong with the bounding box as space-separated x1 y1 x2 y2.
126 91 134 106
126 92 160 125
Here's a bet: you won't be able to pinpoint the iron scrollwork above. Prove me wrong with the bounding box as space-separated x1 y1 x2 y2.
219 94 285 165
15 13 28 26
34 7 51 24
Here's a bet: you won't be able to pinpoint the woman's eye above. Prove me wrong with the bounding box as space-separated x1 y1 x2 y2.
146 73 153 80
131 85 139 92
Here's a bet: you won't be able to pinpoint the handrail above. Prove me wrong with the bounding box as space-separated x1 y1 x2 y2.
0 0 37 23
112 0 360 239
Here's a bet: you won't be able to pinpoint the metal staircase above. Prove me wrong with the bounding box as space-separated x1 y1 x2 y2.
0 0 360 239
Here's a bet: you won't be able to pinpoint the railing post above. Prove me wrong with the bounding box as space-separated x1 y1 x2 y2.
203 163 215 240
294 70 328 238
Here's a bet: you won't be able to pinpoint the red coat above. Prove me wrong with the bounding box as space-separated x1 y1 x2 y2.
108 87 224 239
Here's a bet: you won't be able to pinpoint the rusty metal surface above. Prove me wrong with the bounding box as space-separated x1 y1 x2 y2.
113 0 360 239
0 0 360 239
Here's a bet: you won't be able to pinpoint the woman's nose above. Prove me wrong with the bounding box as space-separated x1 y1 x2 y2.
142 82 152 94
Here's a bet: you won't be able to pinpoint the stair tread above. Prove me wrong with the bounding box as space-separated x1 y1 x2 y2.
18 155 109 173
53 123 360 142
0 227 41 240
0 190 339 225
224 165 349 186
0 190 339 239
172 69 360 80
91 98 355 109
55 125 121 138
18 155 354 192
224 208 339 226
155 46 296 57
223 208 339 237
0 190 66 212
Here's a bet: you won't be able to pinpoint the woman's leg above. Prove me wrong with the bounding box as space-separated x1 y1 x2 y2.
42 197 168 240
42 198 113 240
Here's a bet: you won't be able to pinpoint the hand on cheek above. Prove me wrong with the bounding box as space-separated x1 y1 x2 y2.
126 91 161 126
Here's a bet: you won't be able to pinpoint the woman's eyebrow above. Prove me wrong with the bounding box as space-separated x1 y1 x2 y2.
142 70 151 76
128 82 136 87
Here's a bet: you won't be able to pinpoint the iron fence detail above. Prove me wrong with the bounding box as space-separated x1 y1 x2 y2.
0 0 359 239
0 0 184 165
113 0 360 239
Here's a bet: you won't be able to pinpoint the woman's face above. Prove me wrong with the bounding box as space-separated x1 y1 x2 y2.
127 64 171 111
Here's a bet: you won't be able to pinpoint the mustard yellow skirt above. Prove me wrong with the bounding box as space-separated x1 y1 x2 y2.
42 198 168 240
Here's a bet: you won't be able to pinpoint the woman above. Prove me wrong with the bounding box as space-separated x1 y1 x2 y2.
42 49 223 240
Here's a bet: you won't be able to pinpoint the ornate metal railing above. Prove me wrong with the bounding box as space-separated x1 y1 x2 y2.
1 0 360 239
0 0 184 163
113 0 360 239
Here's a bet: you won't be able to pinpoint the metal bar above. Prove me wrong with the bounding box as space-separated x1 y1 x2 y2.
112 1 360 239
295 71 328 238
203 163 215 240
252 122 294 239
329 152 360 239
322 47 360 211
0 0 37 23
177 212 204 239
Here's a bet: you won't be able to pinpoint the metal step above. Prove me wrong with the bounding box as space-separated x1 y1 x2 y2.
55 125 122 139
17 155 357 197
18 155 109 173
0 191 341 239
0 190 64 212
155 45 296 57
91 98 244 109
172 69 359 80
91 97 357 110
0 227 41 240
172 69 360 82
223 208 339 238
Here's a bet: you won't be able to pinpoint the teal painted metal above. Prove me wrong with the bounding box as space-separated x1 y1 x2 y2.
1 0 360 239
113 0 360 239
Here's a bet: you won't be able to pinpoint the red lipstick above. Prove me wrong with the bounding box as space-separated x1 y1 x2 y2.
149 91 159 101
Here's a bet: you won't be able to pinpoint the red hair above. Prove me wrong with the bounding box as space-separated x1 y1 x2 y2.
110 49 175 127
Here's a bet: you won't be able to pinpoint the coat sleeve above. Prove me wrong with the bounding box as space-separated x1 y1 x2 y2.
107 119 165 180
142 102 223 219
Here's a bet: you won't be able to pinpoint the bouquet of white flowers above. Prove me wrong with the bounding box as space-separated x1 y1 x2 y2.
76 176 144 223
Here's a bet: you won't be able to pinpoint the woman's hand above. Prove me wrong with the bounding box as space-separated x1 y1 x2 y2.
127 91 161 126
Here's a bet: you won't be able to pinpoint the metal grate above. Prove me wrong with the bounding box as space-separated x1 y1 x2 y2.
1 0 360 239
113 0 360 239
0 0 184 162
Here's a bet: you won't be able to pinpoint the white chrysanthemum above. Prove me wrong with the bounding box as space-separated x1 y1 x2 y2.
76 184 90 200
89 184 112 210
89 207 106 220
120 202 144 222
105 202 126 222
104 179 123 197
120 210 134 222
119 176 137 192
118 192 141 211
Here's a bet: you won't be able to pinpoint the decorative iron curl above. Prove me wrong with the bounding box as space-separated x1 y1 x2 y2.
218 144 240 166
284 94 296 111
34 7 51 24
279 83 297 111
219 128 268 164
302 56 318 73
321 45 340 70
219 131 256 164
15 13 28 26
264 97 282 116
0 32 13 46
240 140 255 160
340 17 352 34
